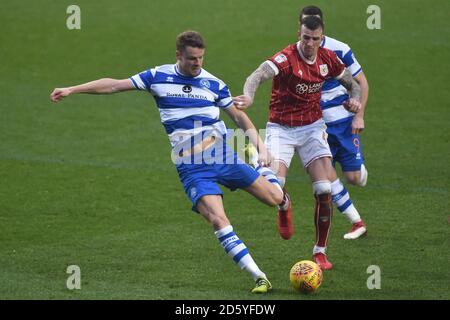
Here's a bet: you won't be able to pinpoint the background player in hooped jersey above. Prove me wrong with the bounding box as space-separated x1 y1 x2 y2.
233 17 362 270
50 31 291 294
300 6 369 240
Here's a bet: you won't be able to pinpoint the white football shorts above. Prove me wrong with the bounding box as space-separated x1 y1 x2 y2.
265 119 332 169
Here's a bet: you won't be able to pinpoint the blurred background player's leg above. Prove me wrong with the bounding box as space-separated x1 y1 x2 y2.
330 177 367 239
270 161 293 240
330 130 368 239
244 143 293 239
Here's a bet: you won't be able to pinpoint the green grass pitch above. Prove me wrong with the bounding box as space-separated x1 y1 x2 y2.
0 0 448 300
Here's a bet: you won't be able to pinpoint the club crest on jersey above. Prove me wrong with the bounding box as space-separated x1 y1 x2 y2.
319 64 329 76
200 79 210 88
274 54 287 64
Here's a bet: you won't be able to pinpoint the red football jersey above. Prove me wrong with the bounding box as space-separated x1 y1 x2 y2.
268 43 345 127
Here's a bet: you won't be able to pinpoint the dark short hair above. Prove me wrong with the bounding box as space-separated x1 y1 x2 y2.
176 31 205 52
300 5 323 21
300 15 324 32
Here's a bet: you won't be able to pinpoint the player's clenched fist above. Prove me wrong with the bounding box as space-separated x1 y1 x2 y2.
343 98 361 113
233 95 253 110
50 88 71 102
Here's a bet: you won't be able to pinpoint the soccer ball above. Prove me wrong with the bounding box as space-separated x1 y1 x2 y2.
289 260 323 293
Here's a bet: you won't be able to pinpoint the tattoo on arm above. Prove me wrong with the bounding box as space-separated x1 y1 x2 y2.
243 61 276 100
338 69 361 101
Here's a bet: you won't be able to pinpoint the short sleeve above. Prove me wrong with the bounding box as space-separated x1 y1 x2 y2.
129 68 156 90
269 51 291 77
328 51 346 79
343 50 362 77
216 83 233 109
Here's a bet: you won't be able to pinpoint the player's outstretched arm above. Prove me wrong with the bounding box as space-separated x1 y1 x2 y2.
233 61 276 110
50 78 134 103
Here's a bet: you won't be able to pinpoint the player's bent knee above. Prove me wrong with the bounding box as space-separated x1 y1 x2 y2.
346 175 360 186
359 165 368 187
312 180 331 195
345 169 368 187
262 188 283 207
271 188 284 206
250 176 283 206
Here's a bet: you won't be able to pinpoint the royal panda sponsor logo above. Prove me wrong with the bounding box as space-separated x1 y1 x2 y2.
182 85 192 93
166 92 209 100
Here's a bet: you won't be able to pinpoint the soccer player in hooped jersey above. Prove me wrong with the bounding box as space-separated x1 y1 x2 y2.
50 31 291 293
300 6 369 240
233 16 362 270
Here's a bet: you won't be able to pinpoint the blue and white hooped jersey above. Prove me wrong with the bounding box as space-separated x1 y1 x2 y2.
320 36 362 126
130 64 233 148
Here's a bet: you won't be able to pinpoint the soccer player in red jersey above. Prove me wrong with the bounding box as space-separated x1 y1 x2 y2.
234 16 362 270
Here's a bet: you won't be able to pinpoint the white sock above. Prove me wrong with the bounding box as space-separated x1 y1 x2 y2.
359 164 368 186
215 225 265 281
255 166 283 194
278 176 286 189
331 179 361 224
278 191 290 210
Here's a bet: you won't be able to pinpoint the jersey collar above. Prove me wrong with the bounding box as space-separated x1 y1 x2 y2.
296 41 317 65
174 63 202 78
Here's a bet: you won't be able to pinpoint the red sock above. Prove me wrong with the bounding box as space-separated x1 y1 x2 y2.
314 193 333 247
